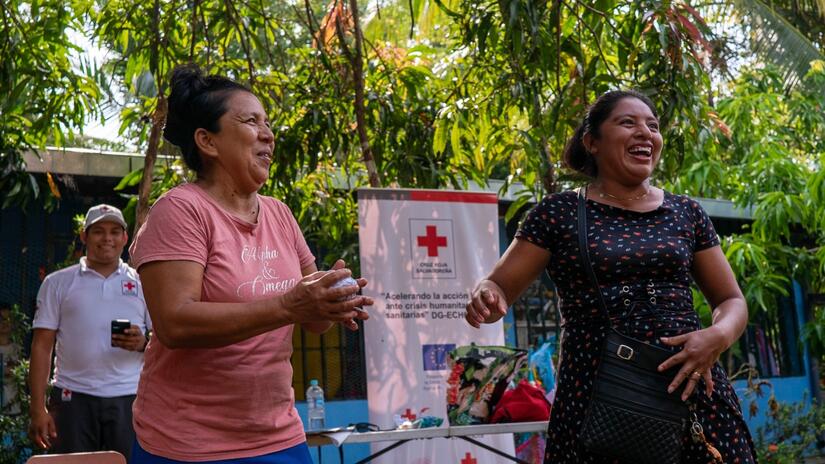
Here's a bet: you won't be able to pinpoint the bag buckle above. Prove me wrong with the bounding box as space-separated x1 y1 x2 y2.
616 344 634 360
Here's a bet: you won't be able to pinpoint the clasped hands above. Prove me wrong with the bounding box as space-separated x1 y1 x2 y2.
281 259 373 331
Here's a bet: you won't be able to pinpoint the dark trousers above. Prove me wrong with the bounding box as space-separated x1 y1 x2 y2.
48 388 136 462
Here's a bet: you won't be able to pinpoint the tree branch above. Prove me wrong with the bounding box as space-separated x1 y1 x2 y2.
199 5 212 69
343 0 381 187
334 4 354 62
555 0 561 91
573 0 632 48
303 0 319 37
189 0 199 60
223 0 256 85
562 0 620 86
135 0 164 234
408 0 415 39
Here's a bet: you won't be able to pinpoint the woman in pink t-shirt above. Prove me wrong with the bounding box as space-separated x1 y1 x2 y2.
129 65 372 463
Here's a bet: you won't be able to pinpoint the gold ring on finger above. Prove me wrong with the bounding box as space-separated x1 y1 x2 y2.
691 371 702 379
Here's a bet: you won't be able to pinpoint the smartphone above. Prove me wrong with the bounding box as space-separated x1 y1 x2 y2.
111 319 130 335
111 319 130 347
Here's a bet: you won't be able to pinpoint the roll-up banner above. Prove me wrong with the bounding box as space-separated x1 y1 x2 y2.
358 188 511 464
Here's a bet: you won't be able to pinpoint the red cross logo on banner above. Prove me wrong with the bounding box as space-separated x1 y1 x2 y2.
460 452 477 464
122 280 138 296
400 408 417 421
417 225 447 257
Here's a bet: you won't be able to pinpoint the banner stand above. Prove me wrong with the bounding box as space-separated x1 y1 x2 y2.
358 188 513 464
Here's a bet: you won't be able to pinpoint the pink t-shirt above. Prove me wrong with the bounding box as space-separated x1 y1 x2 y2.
129 183 314 461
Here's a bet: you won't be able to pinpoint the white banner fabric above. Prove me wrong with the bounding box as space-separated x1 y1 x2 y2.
358 188 513 464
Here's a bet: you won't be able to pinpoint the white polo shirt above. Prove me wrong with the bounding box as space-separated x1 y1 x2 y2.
34 258 152 397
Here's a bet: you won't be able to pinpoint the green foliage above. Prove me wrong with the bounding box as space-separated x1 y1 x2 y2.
695 64 824 319
269 168 362 272
0 305 36 464
0 0 102 210
735 371 825 462
82 0 736 263
733 0 825 90
425 1 825 365
754 396 825 463
88 1 476 259
86 1 825 339
1 1 823 359
674 61 825 379
803 304 825 364
0 6 821 462
721 235 791 314
424 0 718 206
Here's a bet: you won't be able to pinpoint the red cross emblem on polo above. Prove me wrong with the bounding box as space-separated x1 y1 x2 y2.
122 279 138 296
460 452 477 464
417 225 447 257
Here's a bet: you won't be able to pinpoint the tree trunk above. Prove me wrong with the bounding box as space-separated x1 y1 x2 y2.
134 95 167 234
540 135 555 194
531 86 555 194
348 0 381 188
134 0 165 235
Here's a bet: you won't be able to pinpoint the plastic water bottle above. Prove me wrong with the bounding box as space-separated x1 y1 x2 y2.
306 379 326 431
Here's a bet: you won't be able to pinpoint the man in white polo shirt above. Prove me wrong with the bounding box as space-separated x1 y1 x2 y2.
28 204 151 462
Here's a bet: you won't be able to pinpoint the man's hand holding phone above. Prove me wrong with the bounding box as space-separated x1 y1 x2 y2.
111 319 147 351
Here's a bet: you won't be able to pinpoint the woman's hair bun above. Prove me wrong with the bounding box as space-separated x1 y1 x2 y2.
163 64 249 173
164 65 204 147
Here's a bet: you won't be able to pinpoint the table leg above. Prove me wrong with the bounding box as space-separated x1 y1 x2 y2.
456 436 530 464
353 439 411 464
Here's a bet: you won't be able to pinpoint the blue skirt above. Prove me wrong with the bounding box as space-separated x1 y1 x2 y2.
131 441 313 464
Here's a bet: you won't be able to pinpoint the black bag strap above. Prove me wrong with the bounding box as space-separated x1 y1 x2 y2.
576 186 611 323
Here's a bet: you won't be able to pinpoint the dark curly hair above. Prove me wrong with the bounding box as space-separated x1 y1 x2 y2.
164 64 251 174
563 90 658 178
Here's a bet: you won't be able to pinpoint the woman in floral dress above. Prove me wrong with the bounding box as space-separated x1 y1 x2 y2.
465 90 757 463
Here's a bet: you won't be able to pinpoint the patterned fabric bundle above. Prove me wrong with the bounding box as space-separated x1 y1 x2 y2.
446 345 527 425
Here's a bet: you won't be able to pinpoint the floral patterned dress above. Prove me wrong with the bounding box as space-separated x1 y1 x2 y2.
516 190 757 464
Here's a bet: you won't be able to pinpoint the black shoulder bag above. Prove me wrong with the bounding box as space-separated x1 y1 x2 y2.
575 187 720 464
